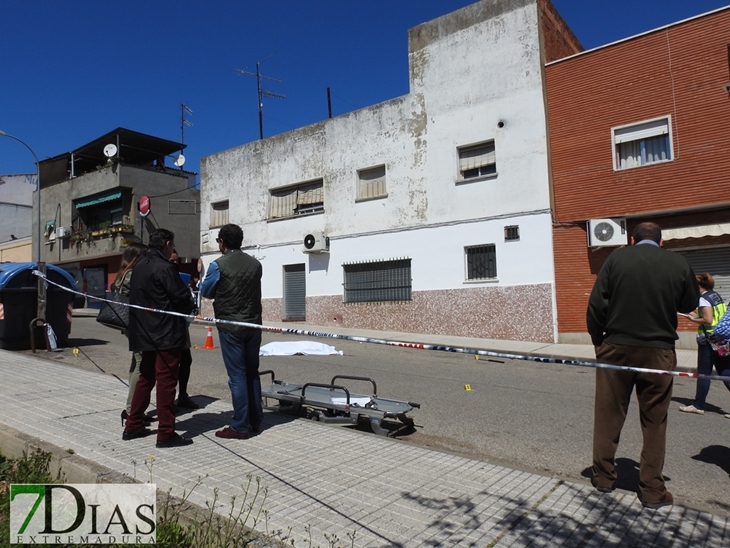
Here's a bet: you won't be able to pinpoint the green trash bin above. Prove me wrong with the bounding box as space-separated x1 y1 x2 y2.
0 263 76 350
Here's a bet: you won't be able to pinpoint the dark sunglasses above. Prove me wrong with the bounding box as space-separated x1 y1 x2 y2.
216 238 222 243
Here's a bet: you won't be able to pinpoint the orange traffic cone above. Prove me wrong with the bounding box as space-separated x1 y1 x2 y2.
201 326 217 350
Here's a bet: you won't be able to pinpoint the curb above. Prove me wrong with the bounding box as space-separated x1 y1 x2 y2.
0 422 280 547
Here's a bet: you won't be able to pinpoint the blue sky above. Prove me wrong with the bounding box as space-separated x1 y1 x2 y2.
1 0 727 183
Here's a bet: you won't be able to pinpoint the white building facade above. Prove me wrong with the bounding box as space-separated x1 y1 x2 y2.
200 0 581 342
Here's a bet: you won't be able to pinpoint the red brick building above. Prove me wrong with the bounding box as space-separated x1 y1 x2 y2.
546 6 730 348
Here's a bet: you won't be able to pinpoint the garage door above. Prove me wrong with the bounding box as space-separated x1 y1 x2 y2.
678 247 730 302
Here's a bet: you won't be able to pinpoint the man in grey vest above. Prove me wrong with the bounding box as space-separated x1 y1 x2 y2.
200 223 263 439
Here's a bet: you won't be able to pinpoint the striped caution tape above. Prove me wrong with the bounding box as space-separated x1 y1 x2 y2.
32 270 730 383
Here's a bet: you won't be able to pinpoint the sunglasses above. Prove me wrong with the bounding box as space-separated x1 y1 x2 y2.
216 238 222 243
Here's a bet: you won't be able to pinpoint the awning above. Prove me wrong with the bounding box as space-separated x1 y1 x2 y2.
74 190 122 209
663 223 730 241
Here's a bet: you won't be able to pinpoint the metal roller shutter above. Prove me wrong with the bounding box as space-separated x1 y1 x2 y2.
283 263 306 320
677 247 730 302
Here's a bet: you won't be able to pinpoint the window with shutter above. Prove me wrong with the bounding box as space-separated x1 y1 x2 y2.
210 200 229 228
357 165 387 201
269 179 324 219
612 117 672 170
458 141 497 181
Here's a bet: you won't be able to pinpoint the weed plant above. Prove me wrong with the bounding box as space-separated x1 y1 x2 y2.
0 450 356 547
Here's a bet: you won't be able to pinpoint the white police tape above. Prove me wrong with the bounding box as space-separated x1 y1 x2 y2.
32 270 730 382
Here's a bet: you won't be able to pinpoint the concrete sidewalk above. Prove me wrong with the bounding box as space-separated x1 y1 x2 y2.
1 347 725 547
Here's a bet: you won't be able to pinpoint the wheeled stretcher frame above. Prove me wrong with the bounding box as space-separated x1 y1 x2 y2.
260 370 420 437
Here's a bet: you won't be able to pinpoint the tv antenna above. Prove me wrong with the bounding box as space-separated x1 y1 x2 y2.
180 103 193 145
236 52 286 140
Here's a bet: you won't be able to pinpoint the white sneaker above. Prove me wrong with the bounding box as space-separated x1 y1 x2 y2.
724 414 730 419
679 404 705 415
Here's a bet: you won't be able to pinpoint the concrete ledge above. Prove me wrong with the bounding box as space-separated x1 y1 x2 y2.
0 422 277 546
0 422 134 484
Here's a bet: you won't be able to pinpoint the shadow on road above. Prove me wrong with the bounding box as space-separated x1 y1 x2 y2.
66 337 110 347
692 445 730 476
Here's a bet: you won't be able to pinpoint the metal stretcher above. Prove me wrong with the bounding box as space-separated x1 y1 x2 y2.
260 370 420 437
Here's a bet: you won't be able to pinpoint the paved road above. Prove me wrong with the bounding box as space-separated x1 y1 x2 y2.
21 316 730 516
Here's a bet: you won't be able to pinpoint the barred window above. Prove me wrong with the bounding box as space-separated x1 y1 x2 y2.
343 259 411 303
465 244 497 280
269 179 324 219
504 225 519 241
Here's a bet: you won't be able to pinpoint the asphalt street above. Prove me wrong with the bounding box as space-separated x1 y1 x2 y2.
19 316 730 516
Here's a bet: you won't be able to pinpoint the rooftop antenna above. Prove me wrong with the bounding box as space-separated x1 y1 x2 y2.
236 52 286 140
181 103 193 145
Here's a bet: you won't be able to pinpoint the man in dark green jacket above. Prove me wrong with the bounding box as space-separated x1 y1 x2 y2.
587 221 698 509
200 223 263 439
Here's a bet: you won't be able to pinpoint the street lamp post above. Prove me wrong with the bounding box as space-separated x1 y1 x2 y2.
0 130 45 321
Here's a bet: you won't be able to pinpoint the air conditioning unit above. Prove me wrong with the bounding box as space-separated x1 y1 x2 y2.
57 227 67 238
587 218 628 247
302 232 329 253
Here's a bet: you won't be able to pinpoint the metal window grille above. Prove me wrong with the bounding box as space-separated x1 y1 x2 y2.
343 259 411 303
466 244 497 280
504 225 520 241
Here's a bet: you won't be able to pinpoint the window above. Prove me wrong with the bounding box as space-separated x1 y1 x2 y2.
269 179 324 220
612 117 672 170
343 259 411 303
210 200 229 227
357 165 387 201
465 244 497 280
74 190 124 232
504 225 519 241
110 207 123 225
458 141 496 181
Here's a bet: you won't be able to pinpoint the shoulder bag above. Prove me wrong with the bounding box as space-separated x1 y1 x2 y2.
96 291 130 331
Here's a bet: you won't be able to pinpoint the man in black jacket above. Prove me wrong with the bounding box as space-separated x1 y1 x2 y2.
123 228 194 448
200 223 263 439
587 222 698 508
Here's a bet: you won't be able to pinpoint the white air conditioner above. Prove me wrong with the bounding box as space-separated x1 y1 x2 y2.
587 218 628 247
57 227 67 238
302 232 329 253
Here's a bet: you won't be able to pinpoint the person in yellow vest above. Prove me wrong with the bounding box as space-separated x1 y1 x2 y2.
679 273 730 416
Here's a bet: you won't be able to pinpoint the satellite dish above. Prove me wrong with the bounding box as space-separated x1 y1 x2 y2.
174 154 186 167
103 144 117 158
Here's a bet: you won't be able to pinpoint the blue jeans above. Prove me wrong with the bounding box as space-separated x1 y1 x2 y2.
693 342 730 409
219 329 263 433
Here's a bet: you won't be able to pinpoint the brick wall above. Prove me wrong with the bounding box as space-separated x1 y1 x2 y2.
546 8 730 335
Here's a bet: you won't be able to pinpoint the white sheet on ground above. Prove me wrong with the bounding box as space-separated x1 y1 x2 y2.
259 341 343 356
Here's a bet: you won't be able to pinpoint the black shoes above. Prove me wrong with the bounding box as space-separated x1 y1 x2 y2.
122 427 152 441
121 410 152 427
156 433 194 448
176 395 201 409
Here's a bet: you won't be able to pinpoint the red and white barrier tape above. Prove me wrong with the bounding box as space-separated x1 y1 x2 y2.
32 270 730 382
